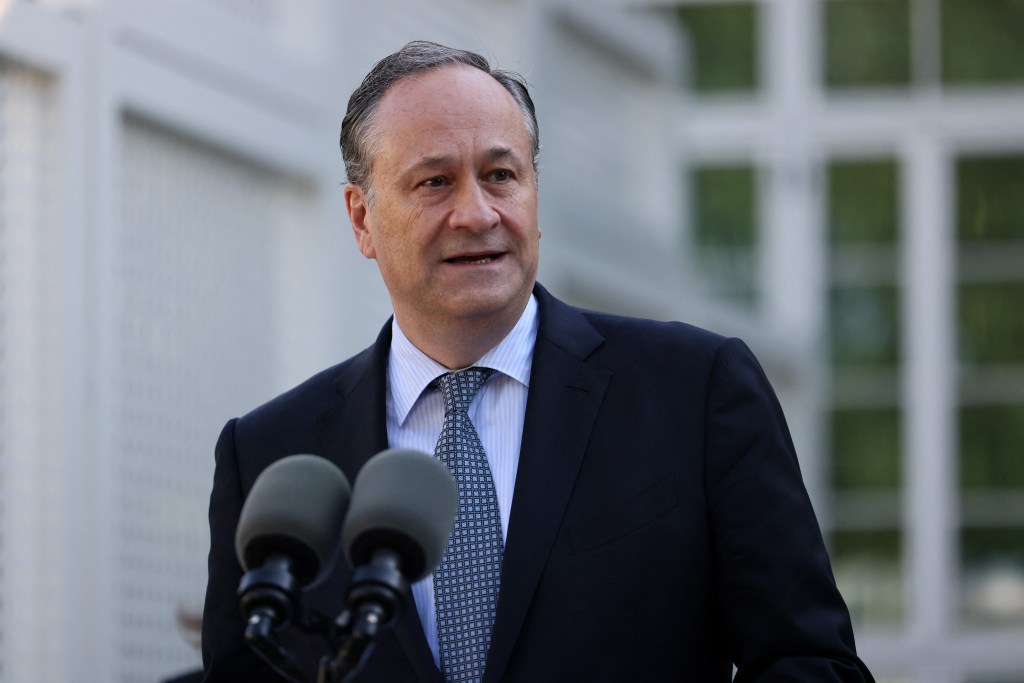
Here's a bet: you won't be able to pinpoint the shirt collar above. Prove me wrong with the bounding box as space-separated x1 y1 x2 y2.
388 294 539 426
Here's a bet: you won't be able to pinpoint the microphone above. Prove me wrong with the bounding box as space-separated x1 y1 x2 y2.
235 454 351 681
343 447 458 582
320 448 457 681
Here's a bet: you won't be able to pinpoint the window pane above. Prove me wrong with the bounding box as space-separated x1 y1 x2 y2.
832 408 902 490
690 164 758 305
831 530 905 628
960 404 1024 490
828 160 900 244
825 0 912 88
831 286 900 365
961 527 1024 625
676 3 759 93
692 166 756 249
942 0 1024 84
959 283 1024 364
956 149 1024 636
957 155 1024 242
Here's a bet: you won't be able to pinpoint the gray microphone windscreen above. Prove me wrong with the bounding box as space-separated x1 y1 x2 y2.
235 454 351 586
342 448 457 582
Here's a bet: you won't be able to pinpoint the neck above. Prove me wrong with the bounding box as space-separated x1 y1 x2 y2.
395 304 527 371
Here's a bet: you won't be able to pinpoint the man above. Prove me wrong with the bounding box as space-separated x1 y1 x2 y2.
203 41 874 682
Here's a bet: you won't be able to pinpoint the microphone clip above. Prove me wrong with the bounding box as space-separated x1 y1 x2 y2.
237 554 334 683
318 548 410 683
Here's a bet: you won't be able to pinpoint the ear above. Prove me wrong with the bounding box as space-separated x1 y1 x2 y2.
344 183 377 260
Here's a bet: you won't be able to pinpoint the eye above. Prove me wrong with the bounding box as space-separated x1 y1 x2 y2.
488 169 513 182
419 176 447 188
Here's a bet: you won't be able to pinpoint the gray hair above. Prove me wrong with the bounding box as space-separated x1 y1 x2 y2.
340 41 540 195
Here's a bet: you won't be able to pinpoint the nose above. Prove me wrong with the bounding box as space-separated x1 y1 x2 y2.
449 180 499 232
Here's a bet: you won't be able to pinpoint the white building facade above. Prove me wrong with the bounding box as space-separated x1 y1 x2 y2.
1 0 1021 681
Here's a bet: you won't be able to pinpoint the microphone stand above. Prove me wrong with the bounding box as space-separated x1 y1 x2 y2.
240 549 413 683
244 607 307 683
237 555 311 683
317 549 410 683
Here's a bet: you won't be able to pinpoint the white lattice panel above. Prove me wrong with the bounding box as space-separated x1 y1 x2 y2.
115 116 311 681
0 58 68 683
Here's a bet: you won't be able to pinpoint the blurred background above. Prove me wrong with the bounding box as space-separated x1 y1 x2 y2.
0 0 1021 681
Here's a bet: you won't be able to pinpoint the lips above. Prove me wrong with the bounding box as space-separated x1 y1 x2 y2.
444 252 502 264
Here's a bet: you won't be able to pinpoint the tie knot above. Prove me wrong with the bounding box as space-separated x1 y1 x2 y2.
434 367 495 414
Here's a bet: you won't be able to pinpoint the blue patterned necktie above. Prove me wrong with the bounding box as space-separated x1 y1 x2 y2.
432 367 503 682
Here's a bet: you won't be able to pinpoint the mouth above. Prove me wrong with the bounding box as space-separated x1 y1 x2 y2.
444 252 503 265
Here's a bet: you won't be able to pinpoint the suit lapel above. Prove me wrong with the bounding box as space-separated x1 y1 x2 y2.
485 286 610 682
317 320 391 476
315 320 443 683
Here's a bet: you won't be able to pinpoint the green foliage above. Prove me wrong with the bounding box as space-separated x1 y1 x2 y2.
942 0 1024 84
676 3 759 92
961 527 1024 565
692 165 756 249
830 529 903 564
690 164 758 306
829 160 900 244
825 0 912 87
960 404 1024 489
957 156 1024 242
831 286 901 365
959 283 1024 364
831 408 902 490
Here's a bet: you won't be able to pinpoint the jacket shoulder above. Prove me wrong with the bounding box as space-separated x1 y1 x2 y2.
578 307 733 360
233 343 377 443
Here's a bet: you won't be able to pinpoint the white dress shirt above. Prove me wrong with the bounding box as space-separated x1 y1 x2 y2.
385 295 538 666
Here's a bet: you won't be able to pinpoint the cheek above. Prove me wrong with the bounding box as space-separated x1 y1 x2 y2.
366 200 439 268
516 214 542 244
505 188 539 234
375 228 422 278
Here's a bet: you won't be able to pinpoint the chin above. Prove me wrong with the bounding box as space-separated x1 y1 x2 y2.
446 290 525 322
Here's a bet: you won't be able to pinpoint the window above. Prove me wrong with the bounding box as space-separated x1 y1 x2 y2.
826 158 905 629
689 163 758 306
956 154 1024 627
942 0 1024 85
825 0 912 88
674 3 760 93
823 0 1024 90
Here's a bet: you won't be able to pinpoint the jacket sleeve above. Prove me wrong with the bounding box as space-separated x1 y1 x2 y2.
201 419 300 682
197 419 266 679
704 339 874 682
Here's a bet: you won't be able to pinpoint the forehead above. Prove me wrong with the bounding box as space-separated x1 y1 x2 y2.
370 65 530 161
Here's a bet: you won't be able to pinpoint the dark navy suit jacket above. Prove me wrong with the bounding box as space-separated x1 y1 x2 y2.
202 284 873 682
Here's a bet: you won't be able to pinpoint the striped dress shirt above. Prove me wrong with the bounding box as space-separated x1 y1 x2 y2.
385 294 538 667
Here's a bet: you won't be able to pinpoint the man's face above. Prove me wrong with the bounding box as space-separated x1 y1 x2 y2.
345 65 540 339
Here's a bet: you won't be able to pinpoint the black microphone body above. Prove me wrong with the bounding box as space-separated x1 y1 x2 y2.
234 454 352 682
320 448 458 683
318 548 408 683
237 553 301 629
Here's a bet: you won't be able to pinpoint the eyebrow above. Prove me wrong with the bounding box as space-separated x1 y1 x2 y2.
400 145 520 177
483 146 515 162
